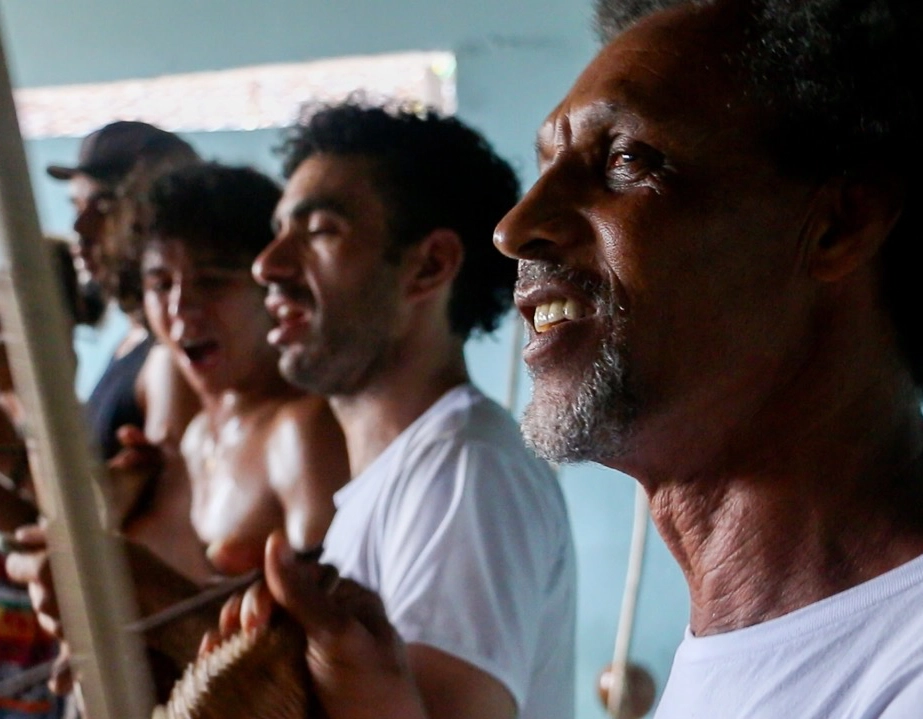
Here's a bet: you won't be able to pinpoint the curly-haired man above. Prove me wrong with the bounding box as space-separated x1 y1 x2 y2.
225 102 577 718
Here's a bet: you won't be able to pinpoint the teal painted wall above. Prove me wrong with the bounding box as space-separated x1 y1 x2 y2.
0 2 689 716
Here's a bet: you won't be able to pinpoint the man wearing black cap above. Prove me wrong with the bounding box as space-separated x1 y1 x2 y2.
46 120 200 460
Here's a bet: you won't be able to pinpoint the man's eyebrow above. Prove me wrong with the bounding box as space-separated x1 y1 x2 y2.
572 100 639 133
290 197 350 220
272 196 350 231
535 101 645 157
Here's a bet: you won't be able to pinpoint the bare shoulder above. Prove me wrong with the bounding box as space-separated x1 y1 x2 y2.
263 394 348 548
142 341 174 373
274 392 337 427
266 394 348 490
138 343 201 446
269 394 344 452
179 411 209 466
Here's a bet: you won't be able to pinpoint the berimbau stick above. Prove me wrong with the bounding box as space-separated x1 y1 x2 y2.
0 13 154 717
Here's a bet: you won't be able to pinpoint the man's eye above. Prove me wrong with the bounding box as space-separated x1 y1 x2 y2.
92 194 117 215
144 277 171 294
287 217 330 241
606 142 664 186
609 150 637 167
307 221 338 238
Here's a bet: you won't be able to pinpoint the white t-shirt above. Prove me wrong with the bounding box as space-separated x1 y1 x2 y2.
322 384 577 718
656 552 923 718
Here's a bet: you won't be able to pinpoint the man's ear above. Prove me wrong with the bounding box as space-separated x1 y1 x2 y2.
807 175 904 282
403 228 464 301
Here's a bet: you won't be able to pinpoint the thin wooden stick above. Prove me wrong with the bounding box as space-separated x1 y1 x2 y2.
0 14 154 718
607 485 649 717
0 568 264 698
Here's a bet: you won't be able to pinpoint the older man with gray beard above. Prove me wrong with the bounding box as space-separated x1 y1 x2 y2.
496 0 923 716
189 1 923 716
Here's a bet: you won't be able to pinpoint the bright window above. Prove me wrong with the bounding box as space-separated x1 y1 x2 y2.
14 51 457 138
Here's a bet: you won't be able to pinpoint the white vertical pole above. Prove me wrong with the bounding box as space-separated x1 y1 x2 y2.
0 13 154 718
607 485 649 717
504 317 525 413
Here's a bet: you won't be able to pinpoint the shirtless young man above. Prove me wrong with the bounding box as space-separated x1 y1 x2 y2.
12 161 338 583
140 162 349 575
38 123 207 579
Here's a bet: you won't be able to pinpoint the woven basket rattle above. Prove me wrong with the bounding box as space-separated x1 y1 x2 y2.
154 612 324 719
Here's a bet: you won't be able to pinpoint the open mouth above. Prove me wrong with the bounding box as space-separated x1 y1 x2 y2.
533 298 588 333
181 338 220 365
265 294 311 347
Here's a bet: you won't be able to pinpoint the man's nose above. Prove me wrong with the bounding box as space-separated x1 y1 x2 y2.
493 160 589 262
73 204 104 244
252 229 299 288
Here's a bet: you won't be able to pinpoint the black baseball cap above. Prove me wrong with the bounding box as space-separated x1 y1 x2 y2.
46 121 195 184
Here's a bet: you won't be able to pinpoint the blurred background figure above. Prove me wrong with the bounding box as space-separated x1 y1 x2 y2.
0 125 207 708
45 120 201 462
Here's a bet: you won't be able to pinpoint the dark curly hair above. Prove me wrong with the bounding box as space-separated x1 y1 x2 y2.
594 0 923 386
277 100 521 340
148 162 281 267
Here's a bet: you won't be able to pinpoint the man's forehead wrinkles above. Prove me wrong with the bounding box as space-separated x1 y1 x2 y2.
537 112 571 158
580 100 639 129
538 100 639 157
538 105 608 157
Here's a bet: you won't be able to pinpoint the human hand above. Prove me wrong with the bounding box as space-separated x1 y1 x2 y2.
3 522 74 695
239 531 425 718
48 641 74 696
112 424 164 468
204 534 268 577
105 425 164 529
3 523 58 636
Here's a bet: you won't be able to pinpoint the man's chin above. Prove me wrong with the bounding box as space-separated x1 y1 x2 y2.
520 372 634 465
520 396 586 464
277 348 311 390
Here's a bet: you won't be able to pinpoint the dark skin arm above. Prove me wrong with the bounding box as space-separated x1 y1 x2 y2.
406 645 516 718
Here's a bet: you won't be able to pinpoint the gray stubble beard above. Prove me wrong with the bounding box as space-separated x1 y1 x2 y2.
520 325 636 464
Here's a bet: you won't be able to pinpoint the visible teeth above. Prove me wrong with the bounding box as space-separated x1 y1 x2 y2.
276 304 307 323
534 299 585 332
535 300 564 330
